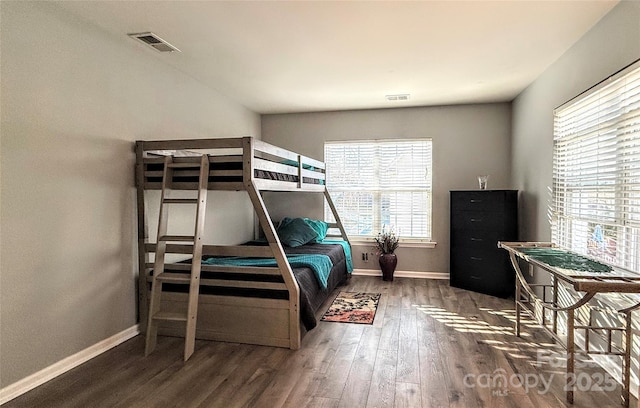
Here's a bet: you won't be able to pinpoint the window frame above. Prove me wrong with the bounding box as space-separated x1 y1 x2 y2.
551 59 640 273
324 138 434 244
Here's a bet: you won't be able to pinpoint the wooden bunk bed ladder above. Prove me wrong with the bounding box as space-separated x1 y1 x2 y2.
145 154 209 362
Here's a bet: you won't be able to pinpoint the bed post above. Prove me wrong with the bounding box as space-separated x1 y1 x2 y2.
242 137 301 350
135 141 149 332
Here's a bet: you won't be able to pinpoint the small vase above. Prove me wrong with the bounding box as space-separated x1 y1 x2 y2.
379 253 397 281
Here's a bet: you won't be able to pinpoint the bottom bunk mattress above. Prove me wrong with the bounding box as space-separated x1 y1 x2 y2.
159 242 350 331
285 242 349 329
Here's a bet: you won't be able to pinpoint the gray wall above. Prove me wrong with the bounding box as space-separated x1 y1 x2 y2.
262 104 512 273
0 2 260 388
512 0 640 243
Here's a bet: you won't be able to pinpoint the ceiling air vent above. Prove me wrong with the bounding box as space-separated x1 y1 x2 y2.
385 94 410 101
128 32 180 53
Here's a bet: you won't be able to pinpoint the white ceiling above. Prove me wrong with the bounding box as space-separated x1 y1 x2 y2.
57 1 618 114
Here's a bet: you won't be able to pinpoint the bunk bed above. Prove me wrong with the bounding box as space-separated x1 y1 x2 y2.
135 137 351 353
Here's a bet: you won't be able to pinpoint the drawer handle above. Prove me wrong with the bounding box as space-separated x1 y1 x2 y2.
470 256 483 261
470 199 483 203
470 275 482 280
470 218 483 222
470 237 484 242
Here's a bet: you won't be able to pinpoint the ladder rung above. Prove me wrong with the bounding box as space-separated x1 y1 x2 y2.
163 198 199 204
156 272 191 284
152 311 188 322
167 162 202 169
159 235 195 242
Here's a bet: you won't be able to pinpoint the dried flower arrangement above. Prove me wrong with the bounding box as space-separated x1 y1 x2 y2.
374 228 399 254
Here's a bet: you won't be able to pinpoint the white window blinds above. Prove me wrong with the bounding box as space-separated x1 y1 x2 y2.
551 60 640 273
324 139 432 240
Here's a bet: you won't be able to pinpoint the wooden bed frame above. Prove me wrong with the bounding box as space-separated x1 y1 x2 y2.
135 137 350 350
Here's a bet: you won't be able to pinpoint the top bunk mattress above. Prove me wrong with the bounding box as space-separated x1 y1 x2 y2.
143 159 323 185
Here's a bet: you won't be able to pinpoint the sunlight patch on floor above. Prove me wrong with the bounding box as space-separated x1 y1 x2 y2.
412 304 575 368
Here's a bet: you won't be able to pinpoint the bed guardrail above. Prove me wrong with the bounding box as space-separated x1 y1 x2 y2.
137 137 326 192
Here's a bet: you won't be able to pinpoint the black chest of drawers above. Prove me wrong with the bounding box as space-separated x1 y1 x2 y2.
450 190 518 298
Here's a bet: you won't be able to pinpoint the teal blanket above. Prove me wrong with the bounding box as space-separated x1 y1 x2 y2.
202 254 333 289
201 239 352 289
321 239 353 273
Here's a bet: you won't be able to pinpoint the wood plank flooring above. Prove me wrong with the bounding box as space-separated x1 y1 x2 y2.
4 277 631 407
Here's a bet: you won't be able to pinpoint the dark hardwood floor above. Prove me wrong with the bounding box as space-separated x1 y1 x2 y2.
5 276 630 407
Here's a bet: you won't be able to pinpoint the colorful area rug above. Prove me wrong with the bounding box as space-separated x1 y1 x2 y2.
321 292 381 324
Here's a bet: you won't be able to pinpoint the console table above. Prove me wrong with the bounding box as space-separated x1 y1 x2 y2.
498 241 640 407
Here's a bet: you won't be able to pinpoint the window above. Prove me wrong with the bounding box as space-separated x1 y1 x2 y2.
324 139 432 240
551 60 640 272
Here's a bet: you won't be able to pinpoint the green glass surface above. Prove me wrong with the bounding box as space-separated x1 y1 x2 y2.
519 247 612 273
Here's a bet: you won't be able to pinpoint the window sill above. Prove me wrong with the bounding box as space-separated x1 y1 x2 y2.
399 241 437 249
349 239 437 249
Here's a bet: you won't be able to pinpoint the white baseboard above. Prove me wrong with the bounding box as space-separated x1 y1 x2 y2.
0 324 140 405
353 269 449 280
